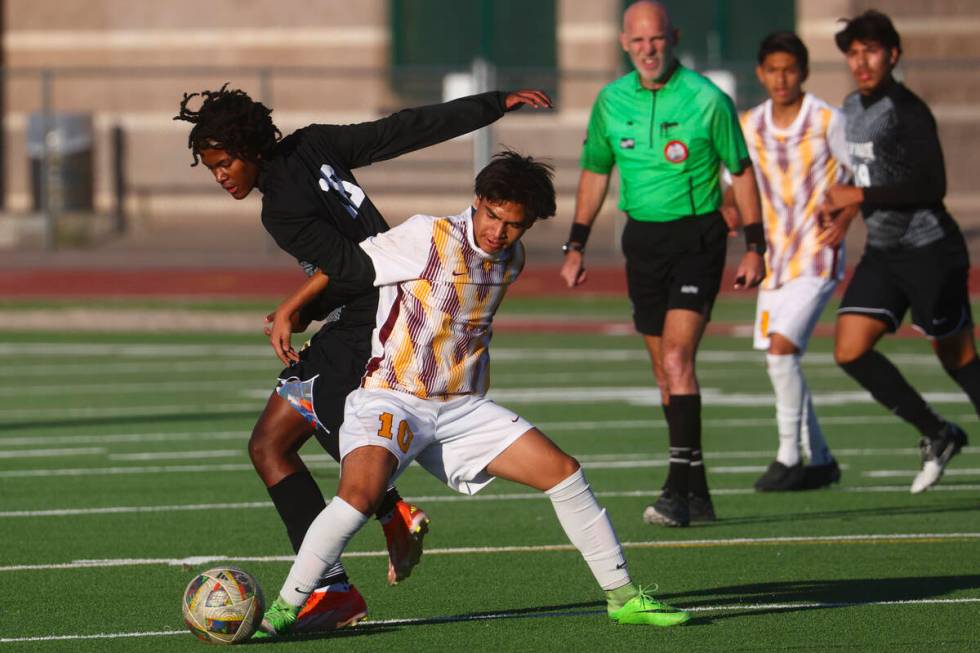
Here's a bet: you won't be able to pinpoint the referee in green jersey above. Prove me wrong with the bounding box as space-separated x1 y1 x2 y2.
560 1 766 527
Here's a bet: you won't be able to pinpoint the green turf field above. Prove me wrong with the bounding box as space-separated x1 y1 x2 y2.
0 297 978 651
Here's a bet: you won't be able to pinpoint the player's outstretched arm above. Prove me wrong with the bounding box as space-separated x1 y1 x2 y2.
264 271 330 365
560 169 610 288
318 90 553 169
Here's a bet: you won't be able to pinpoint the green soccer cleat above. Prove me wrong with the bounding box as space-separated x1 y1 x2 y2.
609 589 690 627
253 596 300 639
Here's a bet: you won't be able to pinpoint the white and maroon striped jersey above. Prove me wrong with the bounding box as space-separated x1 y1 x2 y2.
740 93 851 289
357 207 524 399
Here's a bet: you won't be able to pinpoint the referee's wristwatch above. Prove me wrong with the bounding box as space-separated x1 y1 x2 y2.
562 241 585 255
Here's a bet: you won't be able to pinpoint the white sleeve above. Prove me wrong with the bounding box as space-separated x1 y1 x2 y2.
828 109 852 175
720 166 733 188
359 214 434 287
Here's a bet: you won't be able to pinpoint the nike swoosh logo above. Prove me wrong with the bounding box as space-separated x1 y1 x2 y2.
511 416 519 422
452 270 467 276
616 562 627 569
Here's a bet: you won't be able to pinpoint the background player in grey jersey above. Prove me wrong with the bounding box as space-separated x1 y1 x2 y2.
820 10 977 493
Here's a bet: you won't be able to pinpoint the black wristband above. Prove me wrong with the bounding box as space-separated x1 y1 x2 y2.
744 222 766 254
568 223 591 247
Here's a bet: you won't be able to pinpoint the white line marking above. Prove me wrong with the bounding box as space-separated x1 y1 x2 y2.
107 450 242 462
0 360 274 378
0 402 261 421
0 460 811 478
0 431 246 446
0 345 946 366
0 447 105 459
3 596 980 643
864 468 980 478
0 381 258 398
3 415 976 446
0 463 258 478
2 533 977 573
5 484 980 519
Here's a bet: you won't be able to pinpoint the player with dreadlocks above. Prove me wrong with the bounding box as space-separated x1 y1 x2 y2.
175 84 552 632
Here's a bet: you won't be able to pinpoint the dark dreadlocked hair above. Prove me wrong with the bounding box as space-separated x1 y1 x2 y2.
173 83 282 166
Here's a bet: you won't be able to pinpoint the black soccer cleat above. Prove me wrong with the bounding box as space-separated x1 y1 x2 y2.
910 422 968 494
801 458 841 490
753 461 805 492
688 492 717 522
643 489 690 527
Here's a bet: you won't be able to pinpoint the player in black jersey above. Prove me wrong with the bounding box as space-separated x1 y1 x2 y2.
819 11 975 493
175 85 551 630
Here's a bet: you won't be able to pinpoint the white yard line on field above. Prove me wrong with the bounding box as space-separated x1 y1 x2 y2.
864 468 980 478
0 447 105 459
3 415 977 447
3 596 980 644
4 485 980 518
106 450 242 461
1 533 978 573
0 345 945 365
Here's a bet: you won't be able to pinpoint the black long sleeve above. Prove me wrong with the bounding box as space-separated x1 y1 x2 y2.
303 91 508 170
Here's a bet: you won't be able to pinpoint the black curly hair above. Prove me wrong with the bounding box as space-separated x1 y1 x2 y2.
474 149 556 223
174 83 281 166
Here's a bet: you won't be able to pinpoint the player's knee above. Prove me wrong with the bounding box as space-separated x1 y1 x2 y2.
247 423 282 468
661 346 693 382
834 339 868 366
557 454 581 480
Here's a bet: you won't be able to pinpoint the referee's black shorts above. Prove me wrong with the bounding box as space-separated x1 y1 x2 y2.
838 230 972 339
622 212 728 336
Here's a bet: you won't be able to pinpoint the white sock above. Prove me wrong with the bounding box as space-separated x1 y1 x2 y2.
800 390 833 465
766 353 804 467
546 467 629 591
279 496 369 607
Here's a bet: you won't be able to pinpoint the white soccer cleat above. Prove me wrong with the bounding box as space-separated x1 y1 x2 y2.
910 424 967 494
910 460 944 494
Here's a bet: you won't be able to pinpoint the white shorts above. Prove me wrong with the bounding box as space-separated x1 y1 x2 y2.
754 276 838 351
338 389 533 495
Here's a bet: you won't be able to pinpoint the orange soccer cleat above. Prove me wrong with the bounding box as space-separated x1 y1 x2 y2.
293 582 368 633
381 501 430 585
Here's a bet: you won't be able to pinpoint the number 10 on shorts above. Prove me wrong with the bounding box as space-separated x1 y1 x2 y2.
377 412 414 453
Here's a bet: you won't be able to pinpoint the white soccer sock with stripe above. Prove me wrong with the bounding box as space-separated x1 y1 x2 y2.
546 467 629 591
279 496 369 607
766 353 804 467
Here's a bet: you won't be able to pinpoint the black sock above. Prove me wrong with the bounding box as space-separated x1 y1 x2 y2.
267 471 327 554
374 487 403 520
840 350 945 437
948 356 980 417
689 448 709 497
665 394 701 497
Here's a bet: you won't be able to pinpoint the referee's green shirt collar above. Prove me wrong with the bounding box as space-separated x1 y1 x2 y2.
630 59 681 92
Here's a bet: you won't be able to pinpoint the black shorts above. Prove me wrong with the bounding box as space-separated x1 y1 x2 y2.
276 300 375 461
622 212 728 336
838 230 972 338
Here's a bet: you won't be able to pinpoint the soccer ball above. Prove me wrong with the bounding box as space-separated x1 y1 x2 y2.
182 567 265 645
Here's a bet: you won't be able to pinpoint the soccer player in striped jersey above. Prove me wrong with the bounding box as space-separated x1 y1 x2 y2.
256 151 690 637
724 32 853 491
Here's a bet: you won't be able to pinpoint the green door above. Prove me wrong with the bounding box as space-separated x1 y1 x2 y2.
390 0 557 103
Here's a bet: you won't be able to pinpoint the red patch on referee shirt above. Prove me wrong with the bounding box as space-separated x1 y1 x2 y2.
664 140 688 163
